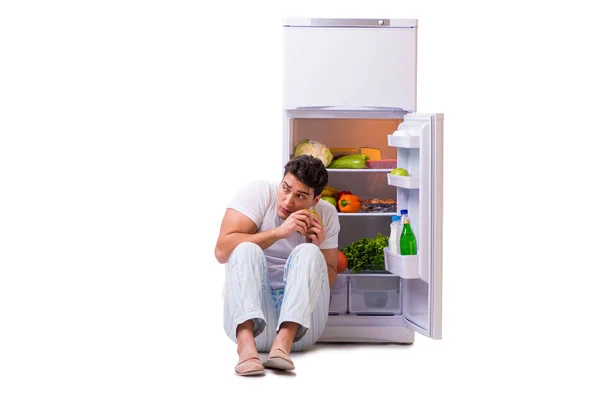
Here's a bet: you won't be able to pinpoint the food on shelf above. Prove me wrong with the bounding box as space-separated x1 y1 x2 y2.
336 250 348 273
362 198 396 205
335 190 353 201
338 194 362 213
366 159 397 169
361 198 397 213
330 147 359 159
293 139 334 167
321 196 337 207
359 147 382 161
328 154 369 169
341 233 389 273
390 167 410 176
321 185 340 198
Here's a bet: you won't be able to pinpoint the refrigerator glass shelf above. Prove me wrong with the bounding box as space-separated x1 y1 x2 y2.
327 169 392 172
338 212 396 217
342 270 392 276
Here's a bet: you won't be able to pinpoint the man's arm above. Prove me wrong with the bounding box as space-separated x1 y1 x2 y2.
215 207 314 264
214 208 282 264
305 211 339 287
320 248 339 287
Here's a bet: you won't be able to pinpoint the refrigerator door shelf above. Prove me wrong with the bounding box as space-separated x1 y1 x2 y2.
388 134 420 149
383 247 420 280
387 174 419 189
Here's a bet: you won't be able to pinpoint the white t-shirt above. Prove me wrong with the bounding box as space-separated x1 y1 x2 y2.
227 180 340 290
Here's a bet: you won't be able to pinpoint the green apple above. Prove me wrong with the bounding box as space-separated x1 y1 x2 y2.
391 167 410 177
321 196 337 207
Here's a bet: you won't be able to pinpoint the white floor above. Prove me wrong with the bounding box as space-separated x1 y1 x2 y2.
4 262 597 400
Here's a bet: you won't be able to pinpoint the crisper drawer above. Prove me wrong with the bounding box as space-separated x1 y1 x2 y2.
348 274 402 315
329 275 348 315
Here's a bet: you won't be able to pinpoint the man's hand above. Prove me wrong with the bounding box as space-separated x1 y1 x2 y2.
276 209 313 239
305 214 326 247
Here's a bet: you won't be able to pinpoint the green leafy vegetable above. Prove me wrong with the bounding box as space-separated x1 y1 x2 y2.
341 233 389 273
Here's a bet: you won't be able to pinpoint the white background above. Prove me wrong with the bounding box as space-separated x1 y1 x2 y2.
2 0 600 398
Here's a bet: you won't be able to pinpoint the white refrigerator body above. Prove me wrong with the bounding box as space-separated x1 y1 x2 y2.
282 19 443 343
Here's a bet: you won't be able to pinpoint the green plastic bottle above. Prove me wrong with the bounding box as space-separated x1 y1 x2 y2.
400 215 417 255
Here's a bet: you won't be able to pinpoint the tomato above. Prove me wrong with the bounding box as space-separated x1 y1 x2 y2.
336 250 348 273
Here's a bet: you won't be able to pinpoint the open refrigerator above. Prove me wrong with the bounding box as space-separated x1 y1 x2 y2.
282 18 443 343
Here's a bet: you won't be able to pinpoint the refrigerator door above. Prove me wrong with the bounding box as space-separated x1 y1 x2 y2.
400 113 443 339
283 19 417 112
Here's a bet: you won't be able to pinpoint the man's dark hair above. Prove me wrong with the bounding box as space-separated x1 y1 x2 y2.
283 155 329 198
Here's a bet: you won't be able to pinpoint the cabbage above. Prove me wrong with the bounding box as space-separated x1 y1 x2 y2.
293 139 333 167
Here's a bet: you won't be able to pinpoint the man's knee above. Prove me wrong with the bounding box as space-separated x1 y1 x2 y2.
228 242 267 275
291 242 321 257
231 241 262 256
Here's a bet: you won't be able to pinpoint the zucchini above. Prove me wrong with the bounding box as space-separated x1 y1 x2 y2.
328 154 369 169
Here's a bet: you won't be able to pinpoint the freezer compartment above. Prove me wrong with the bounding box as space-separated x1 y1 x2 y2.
283 26 417 111
348 273 401 315
329 274 348 315
384 247 420 280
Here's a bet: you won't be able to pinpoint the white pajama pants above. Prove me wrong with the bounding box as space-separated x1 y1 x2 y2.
222 242 330 352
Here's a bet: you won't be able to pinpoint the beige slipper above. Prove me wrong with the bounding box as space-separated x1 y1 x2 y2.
235 355 265 376
263 348 295 371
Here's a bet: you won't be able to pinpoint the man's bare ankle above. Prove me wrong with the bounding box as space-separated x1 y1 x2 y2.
236 320 259 359
270 321 300 354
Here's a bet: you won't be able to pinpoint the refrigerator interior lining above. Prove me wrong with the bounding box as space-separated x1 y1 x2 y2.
338 216 391 249
288 116 415 322
289 117 402 160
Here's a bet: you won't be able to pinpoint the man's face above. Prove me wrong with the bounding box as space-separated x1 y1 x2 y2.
276 173 320 219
